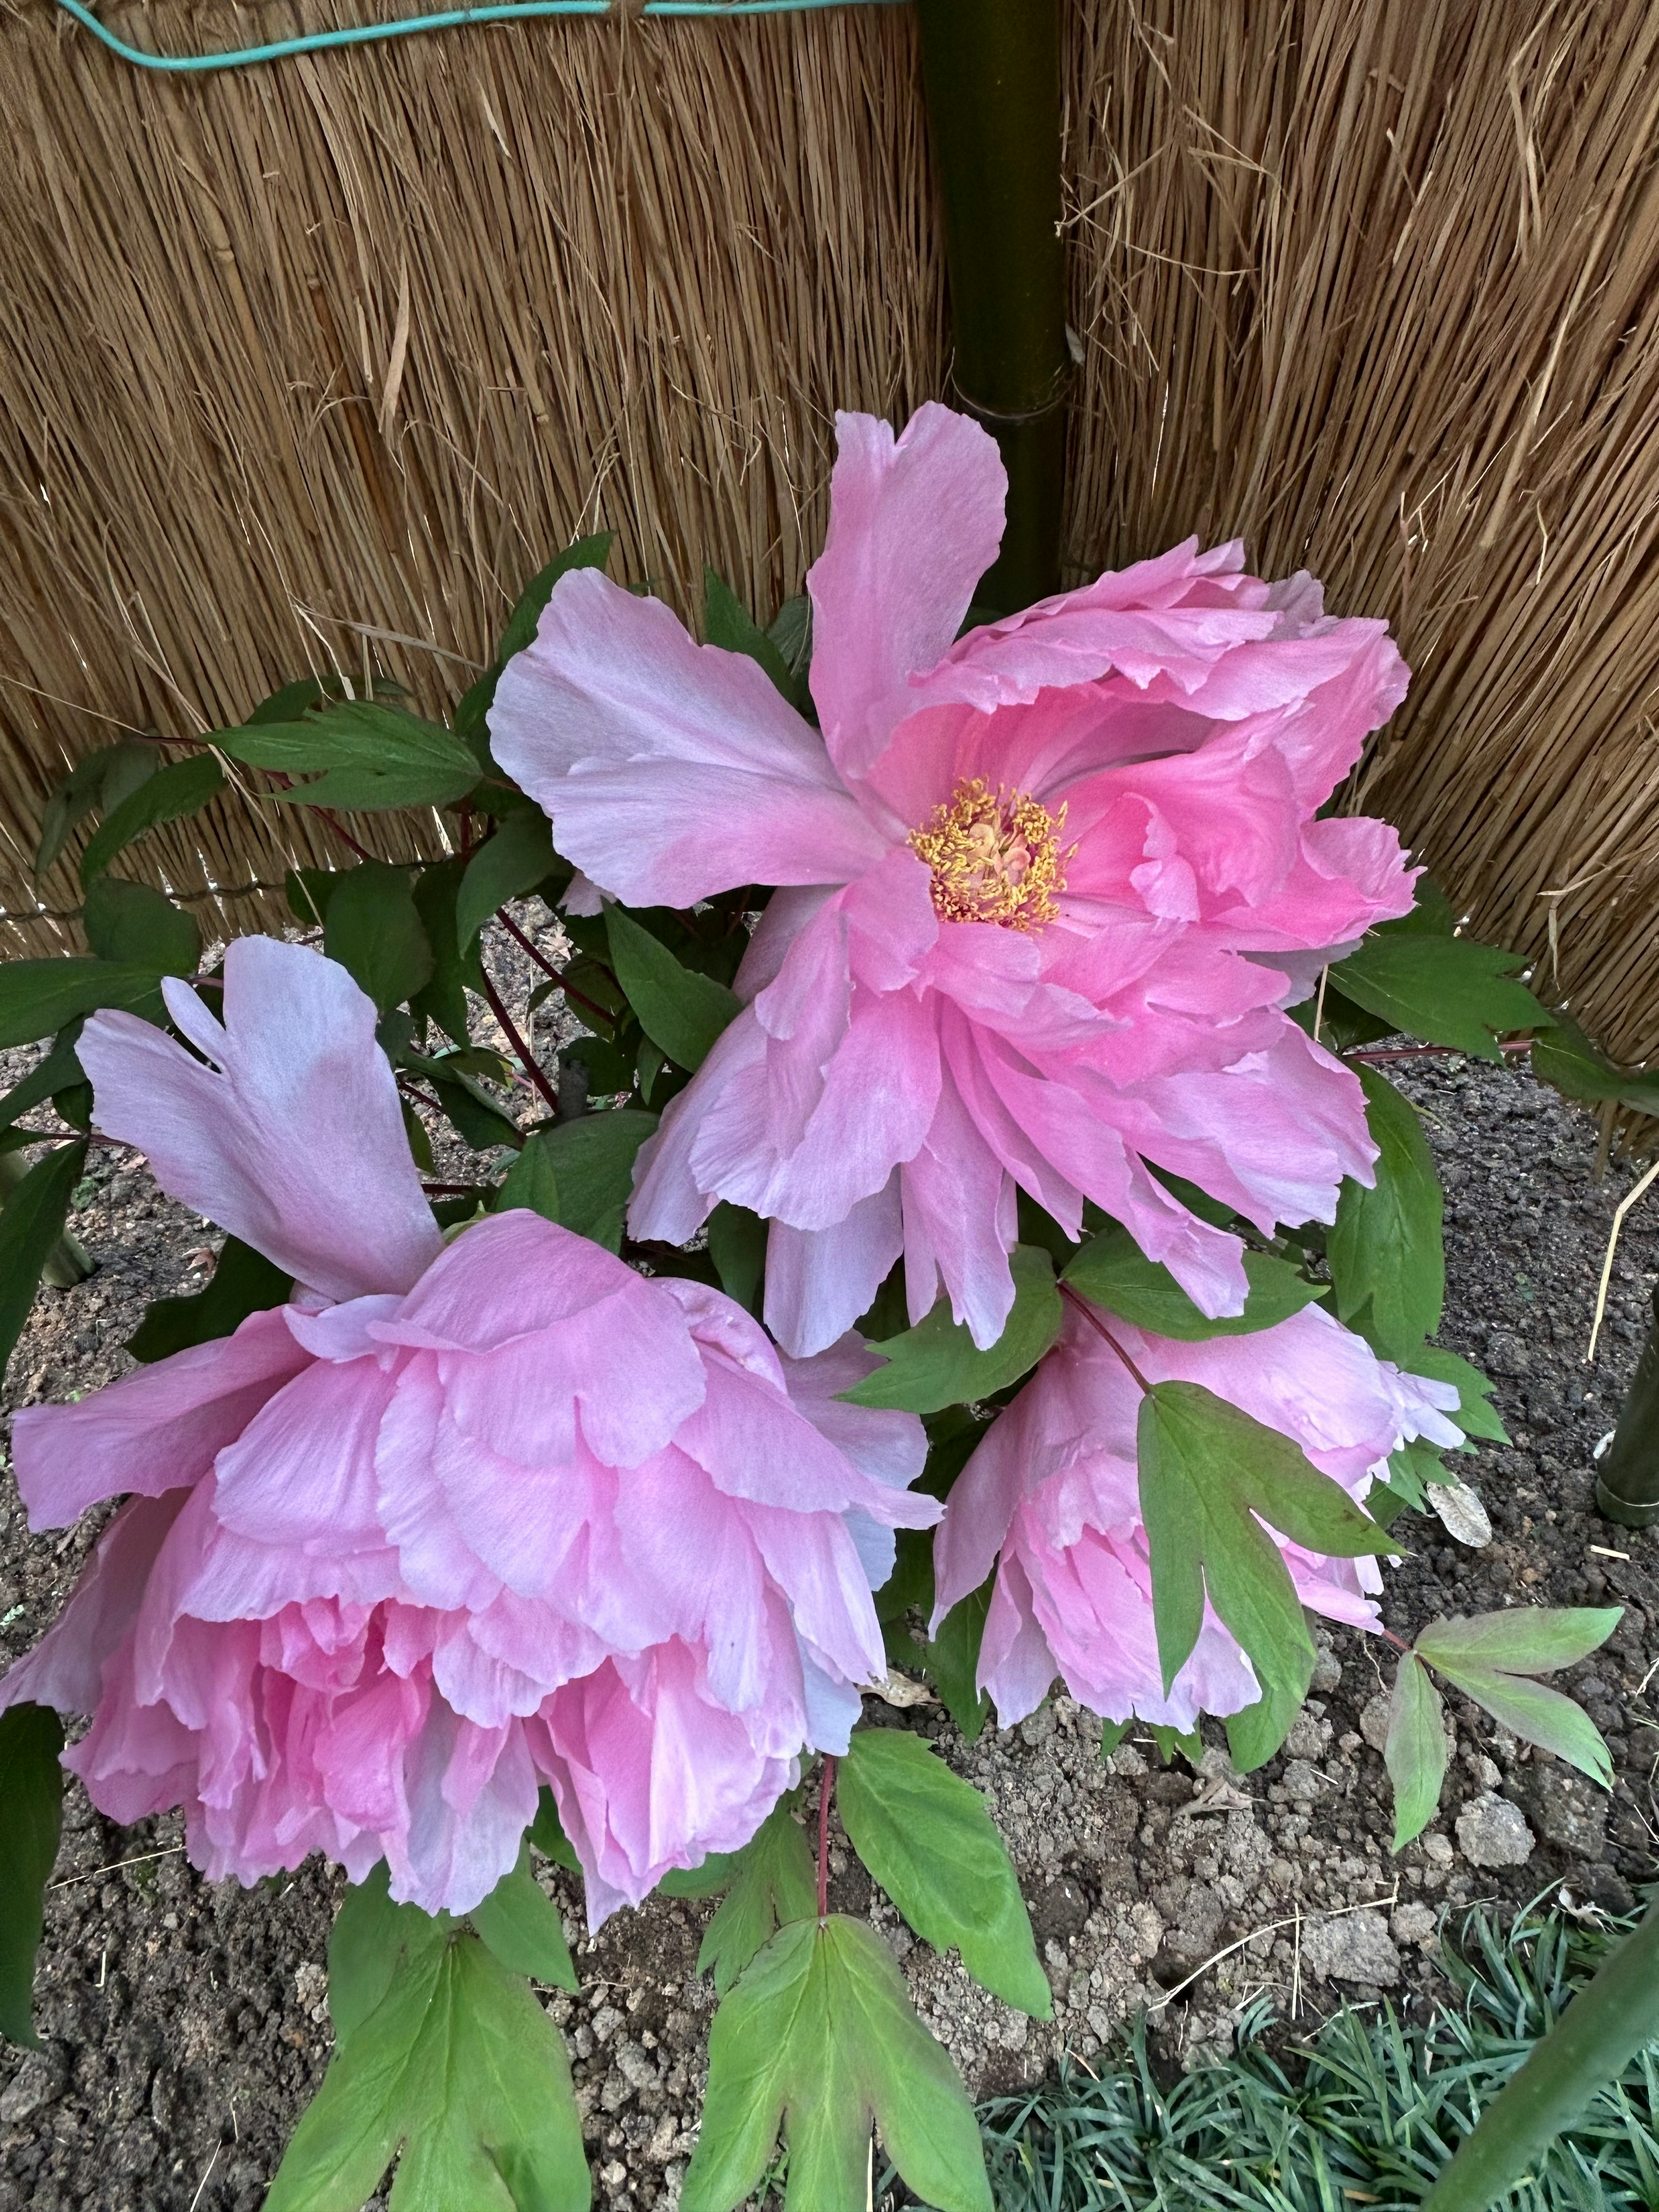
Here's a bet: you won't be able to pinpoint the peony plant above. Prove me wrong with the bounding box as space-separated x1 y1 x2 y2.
0 404 1624 2212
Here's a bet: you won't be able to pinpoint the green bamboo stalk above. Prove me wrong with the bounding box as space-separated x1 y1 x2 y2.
915 0 1070 613
1596 1289 1659 1527
1421 1902 1659 2211
0 1147 93 1288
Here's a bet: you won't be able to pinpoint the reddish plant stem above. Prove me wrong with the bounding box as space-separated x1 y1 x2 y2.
1380 1627 1414 1656
496 904 560 980
310 808 375 864
479 966 561 1117
817 1756 835 1920
398 1081 445 1117
1346 1036 1535 1065
422 1181 484 1197
1059 1283 1153 1393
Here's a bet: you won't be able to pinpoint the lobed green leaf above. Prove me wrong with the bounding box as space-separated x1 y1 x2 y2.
1328 1064 1444 1363
839 1245 1062 1415
82 877 200 976
1062 1224 1326 1339
455 814 560 953
79 752 224 887
604 905 740 1075
323 862 435 1017
1385 1656 1448 1851
0 960 168 1049
468 1847 577 1992
693 1802 817 1997
537 1109 658 1251
1329 931 1553 1060
217 702 480 814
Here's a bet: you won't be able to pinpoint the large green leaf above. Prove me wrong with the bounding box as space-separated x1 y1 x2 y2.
1532 1010 1659 1119
540 1109 658 1250
495 1129 561 1225
1137 1380 1398 1769
0 1141 88 1379
839 1245 1062 1414
79 752 225 887
0 1030 85 1134
127 1236 291 1363
1328 931 1552 1060
1416 1612 1620 1786
680 1915 991 2212
693 1802 817 1997
468 1847 577 1992
707 1201 766 1316
604 906 739 1075
1062 1225 1326 1338
324 863 435 1017
217 702 480 814
0 1704 64 2048
81 877 200 976
1410 1344 1508 1443
1327 1065 1444 1362
325 1862 445 2047
838 1729 1049 2018
456 814 560 953
267 1901 588 2212
0 960 167 1049
924 1581 994 1742
1384 1656 1447 1851
410 857 484 1047
703 569 809 712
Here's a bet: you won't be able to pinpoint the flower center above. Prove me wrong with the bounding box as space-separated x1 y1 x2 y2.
908 777 1070 931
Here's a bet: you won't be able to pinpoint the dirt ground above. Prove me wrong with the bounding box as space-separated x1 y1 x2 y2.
1 917 1656 2212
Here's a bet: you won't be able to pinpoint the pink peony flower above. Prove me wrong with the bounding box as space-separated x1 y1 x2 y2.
931 1299 1462 1730
490 404 1415 1360
0 939 933 1921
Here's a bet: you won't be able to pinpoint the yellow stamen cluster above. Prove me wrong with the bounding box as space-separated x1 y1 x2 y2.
908 776 1069 931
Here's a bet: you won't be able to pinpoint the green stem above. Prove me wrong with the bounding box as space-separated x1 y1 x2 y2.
0 1148 93 1288
915 0 1070 613
1421 1903 1659 2211
1596 1289 1659 1527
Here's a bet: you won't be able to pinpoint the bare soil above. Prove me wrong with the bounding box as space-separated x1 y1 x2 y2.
2 925 1656 2212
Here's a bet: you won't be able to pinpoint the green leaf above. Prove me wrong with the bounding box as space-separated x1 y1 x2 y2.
528 1788 581 1875
680 1916 991 2212
0 1704 64 2048
925 1582 994 1742
267 1920 589 2212
496 1129 560 1224
0 1030 86 1134
82 877 200 976
1327 1064 1444 1362
326 1863 447 2047
540 1109 658 1250
1063 1225 1326 1338
79 752 225 887
0 959 168 1049
704 569 808 709
695 1803 817 1997
1416 1607 1622 1677
217 702 480 814
35 738 156 879
766 594 812 686
1410 1344 1508 1443
1424 1662 1613 1787
1146 1724 1205 1768
456 814 559 953
839 1245 1062 1414
1137 1380 1398 1769
0 1141 87 1379
838 1729 1049 2018
1328 931 1552 1060
324 862 435 1017
656 1850 743 1903
404 1051 522 1154
604 905 739 1074
1384 1656 1447 1851
1532 1010 1659 1118
707 1201 766 1316
127 1236 292 1363
1379 1437 1440 1512
285 865 341 928
410 858 484 1048
469 1847 577 1992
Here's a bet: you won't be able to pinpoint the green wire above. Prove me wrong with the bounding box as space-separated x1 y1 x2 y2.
50 0 902 75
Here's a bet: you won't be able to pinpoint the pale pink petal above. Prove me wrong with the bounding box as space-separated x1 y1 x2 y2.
210 1354 400 1553
394 1699 539 1915
79 938 440 1302
762 1180 903 1360
775 1334 929 1592
899 1059 1019 1348
488 567 886 906
974 1555 1058 1726
0 1492 188 1716
807 405 1007 785
11 1306 311 1529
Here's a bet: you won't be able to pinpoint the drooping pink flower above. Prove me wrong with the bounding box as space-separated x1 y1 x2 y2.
0 939 931 1922
490 404 1415 1360
931 1300 1462 1730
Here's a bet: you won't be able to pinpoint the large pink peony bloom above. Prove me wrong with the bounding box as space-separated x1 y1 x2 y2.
490 404 1415 1360
931 1300 1462 1731
0 939 932 1921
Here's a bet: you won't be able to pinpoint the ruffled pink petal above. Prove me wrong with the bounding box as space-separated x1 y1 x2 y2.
974 1554 1059 1726
488 566 887 906
79 938 441 1303
762 1180 903 1360
775 1335 929 1593
11 1305 311 1529
807 404 1007 787
0 1491 188 1717
394 1698 540 1915
899 1058 1019 1347
210 1352 401 1553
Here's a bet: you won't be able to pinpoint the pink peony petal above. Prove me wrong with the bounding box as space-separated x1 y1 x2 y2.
807 404 1007 786
79 938 441 1302
762 1180 903 1360
488 567 887 907
0 1492 187 1717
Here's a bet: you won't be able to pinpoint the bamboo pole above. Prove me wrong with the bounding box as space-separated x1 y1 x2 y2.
915 0 1069 612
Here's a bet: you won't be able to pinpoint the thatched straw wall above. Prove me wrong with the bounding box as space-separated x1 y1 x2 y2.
1 0 1657 1063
